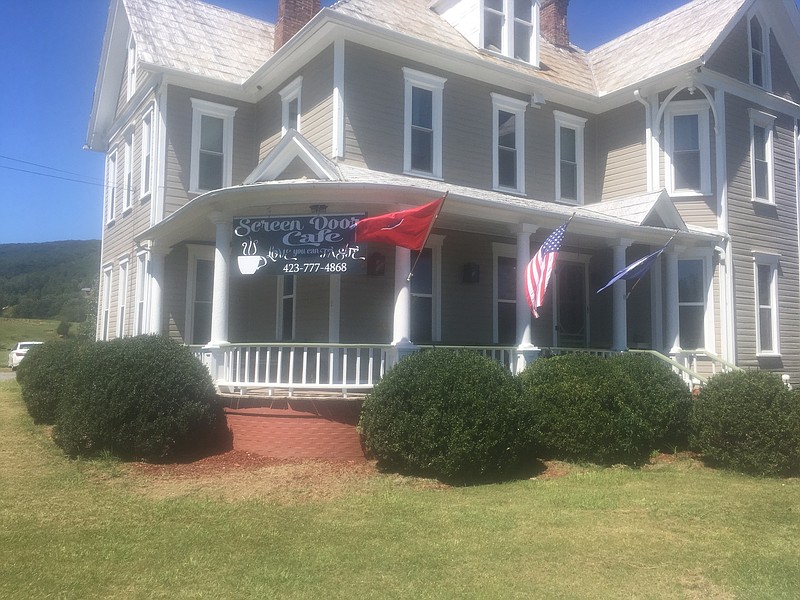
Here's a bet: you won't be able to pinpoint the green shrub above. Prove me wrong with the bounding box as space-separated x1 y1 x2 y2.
359 348 533 483
519 352 692 465
17 340 88 424
691 370 800 476
53 335 229 461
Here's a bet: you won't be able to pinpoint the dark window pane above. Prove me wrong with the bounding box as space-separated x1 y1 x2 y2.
752 53 764 87
560 162 577 200
200 115 224 152
679 305 704 350
674 150 701 190
674 114 699 151
678 260 703 302
759 307 773 351
411 87 433 129
498 256 516 300
410 249 432 295
514 22 531 61
411 296 432 344
282 298 294 341
199 152 223 190
560 127 576 161
515 0 532 22
288 99 299 130
498 302 516 345
484 11 503 51
498 148 516 188
750 18 763 51
411 128 433 172
755 160 769 199
195 260 214 302
498 111 516 148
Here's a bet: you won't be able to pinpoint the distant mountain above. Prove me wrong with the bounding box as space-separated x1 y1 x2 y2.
0 240 101 322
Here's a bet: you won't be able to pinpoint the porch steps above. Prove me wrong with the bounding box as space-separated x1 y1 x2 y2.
220 394 366 462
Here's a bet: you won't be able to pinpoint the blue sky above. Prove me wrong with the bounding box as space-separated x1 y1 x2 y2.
0 0 771 244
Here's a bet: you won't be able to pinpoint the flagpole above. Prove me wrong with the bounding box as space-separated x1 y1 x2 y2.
625 229 680 298
407 192 448 282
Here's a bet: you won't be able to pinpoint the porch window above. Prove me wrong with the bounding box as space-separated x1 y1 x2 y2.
750 109 775 204
754 253 780 356
101 266 112 341
677 259 705 350
278 275 296 341
186 245 214 345
140 109 153 199
665 101 710 196
403 68 446 178
554 111 586 204
411 248 433 344
492 93 527 194
748 15 770 90
190 99 237 193
496 255 516 345
482 0 537 64
134 252 150 335
105 150 117 224
280 77 302 135
116 259 129 338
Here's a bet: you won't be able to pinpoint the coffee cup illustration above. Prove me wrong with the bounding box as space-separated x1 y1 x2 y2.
238 255 267 275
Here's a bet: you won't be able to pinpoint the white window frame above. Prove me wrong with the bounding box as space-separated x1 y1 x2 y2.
134 251 150 335
126 34 136 101
185 245 215 345
101 265 113 341
664 100 711 196
116 259 129 338
403 68 446 179
753 251 780 356
492 242 516 344
410 234 445 343
190 98 237 193
749 109 776 205
491 93 527 194
140 108 153 200
554 111 586 205
481 0 539 66
280 76 303 136
122 128 133 212
677 251 715 352
277 275 297 341
748 14 771 91
105 150 117 225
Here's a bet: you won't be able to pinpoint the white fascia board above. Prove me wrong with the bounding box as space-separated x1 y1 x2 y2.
698 68 800 119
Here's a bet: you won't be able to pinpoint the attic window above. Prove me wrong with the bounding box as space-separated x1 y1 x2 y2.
482 0 538 65
126 35 136 101
748 15 771 90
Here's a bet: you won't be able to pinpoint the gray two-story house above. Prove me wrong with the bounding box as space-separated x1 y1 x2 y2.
87 0 800 395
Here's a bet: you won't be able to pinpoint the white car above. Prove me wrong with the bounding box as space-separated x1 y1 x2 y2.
7 341 43 370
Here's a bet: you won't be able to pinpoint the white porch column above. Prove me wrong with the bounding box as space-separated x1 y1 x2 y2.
392 247 412 345
612 239 633 351
515 225 540 372
147 244 167 335
665 248 680 354
208 211 231 347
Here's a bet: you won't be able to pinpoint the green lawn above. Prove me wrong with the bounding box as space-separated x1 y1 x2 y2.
0 318 66 365
2 379 799 599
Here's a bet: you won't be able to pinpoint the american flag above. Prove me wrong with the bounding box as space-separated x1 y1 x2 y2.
525 220 570 318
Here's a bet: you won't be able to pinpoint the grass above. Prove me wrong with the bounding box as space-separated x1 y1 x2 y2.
2 379 800 599
0 318 72 371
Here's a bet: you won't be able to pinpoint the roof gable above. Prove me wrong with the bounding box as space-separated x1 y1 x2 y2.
243 131 341 184
588 191 688 231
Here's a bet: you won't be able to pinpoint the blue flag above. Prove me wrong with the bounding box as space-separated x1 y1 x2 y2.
597 245 666 294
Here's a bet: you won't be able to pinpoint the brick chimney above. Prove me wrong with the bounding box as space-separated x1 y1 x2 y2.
274 0 321 50
541 0 570 47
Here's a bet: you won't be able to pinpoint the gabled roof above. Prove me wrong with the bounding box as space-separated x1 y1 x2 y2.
588 0 750 95
243 130 342 183
126 0 274 84
582 191 688 231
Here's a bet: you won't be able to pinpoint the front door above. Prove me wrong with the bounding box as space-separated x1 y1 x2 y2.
555 260 588 347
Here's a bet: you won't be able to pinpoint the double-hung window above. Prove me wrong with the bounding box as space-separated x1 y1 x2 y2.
280 77 302 135
101 266 113 341
493 244 517 345
749 109 775 204
190 99 237 193
748 15 770 90
664 101 710 195
134 251 150 335
677 258 709 351
117 259 129 338
186 245 214 345
403 68 446 178
126 35 136 101
753 252 780 356
492 93 527 194
278 275 296 341
105 150 117 224
554 111 586 204
122 129 133 212
482 0 538 64
140 109 153 199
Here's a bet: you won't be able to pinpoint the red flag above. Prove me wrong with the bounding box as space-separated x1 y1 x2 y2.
354 196 444 251
525 220 569 319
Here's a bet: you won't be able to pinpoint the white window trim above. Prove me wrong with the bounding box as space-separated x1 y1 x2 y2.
664 100 711 196
134 251 150 336
126 34 136 101
105 150 117 225
116 259 129 338
140 107 154 201
492 242 516 344
122 128 133 213
491 93 527 194
677 250 715 353
277 275 297 341
481 0 540 66
749 108 776 205
280 76 303 136
753 251 781 356
554 110 586 205
403 68 446 179
190 98 237 193
747 13 772 91
185 245 215 345
410 234 445 343
101 265 113 341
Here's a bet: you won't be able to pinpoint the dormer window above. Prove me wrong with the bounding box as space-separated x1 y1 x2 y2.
126 35 136 101
482 0 538 65
748 15 770 90
280 77 303 135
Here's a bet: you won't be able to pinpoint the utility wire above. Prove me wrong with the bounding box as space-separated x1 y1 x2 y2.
0 164 106 188
0 153 104 183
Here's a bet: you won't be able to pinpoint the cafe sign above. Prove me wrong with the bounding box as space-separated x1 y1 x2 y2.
233 214 367 276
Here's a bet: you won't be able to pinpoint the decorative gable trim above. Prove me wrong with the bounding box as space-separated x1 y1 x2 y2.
243 131 341 184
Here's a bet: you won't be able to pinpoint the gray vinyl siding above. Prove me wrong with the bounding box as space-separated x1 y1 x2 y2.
163 86 257 218
725 94 800 377
255 47 335 161
596 103 648 201
164 245 189 343
705 18 749 84
770 36 800 103
340 244 396 344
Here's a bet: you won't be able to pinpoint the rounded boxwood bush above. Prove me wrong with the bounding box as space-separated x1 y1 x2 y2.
17 340 89 424
53 335 229 461
359 348 533 482
520 352 692 465
691 370 800 476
